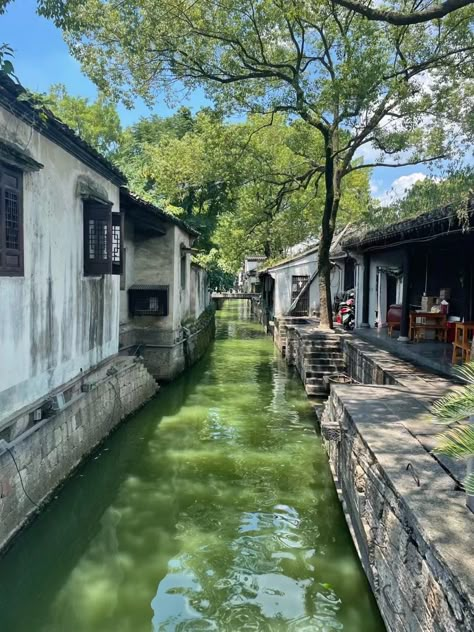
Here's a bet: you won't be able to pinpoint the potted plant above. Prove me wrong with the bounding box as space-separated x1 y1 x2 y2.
432 362 474 512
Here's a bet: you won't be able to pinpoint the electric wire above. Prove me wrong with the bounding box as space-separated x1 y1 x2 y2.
4 444 39 509
3 372 124 511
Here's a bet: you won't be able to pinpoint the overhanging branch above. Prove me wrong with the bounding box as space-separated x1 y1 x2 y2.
331 0 473 25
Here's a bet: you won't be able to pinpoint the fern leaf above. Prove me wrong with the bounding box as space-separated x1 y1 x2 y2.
464 472 474 495
433 425 474 459
431 385 474 423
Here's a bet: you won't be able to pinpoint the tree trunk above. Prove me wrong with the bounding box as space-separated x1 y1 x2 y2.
319 142 340 330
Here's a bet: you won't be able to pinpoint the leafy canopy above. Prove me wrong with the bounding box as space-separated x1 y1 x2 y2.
43 83 123 157
115 110 370 271
38 0 473 326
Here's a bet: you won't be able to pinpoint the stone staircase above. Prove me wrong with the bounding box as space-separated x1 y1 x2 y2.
298 332 346 397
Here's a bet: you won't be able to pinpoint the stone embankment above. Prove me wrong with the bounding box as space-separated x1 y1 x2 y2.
0 356 157 552
272 316 474 632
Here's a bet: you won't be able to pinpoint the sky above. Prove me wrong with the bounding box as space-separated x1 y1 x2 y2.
1 0 438 203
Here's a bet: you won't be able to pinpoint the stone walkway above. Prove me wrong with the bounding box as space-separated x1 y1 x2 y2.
325 383 474 631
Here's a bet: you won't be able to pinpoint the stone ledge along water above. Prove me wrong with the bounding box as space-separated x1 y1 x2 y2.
0 300 385 632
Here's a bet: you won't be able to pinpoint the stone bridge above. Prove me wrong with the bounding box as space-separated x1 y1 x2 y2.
211 292 259 309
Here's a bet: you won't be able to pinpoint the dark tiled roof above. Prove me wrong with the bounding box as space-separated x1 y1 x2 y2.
343 199 474 251
0 73 125 185
120 190 200 237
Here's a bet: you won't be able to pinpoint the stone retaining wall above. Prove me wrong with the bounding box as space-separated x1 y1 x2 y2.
271 322 474 631
0 357 157 552
322 385 474 632
127 306 216 381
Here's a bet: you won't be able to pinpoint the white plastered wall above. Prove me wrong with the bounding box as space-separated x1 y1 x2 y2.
0 105 121 423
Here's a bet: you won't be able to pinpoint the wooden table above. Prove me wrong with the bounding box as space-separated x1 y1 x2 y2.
409 311 447 343
451 322 474 364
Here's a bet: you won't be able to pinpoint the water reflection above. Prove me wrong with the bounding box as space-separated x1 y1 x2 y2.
0 301 384 632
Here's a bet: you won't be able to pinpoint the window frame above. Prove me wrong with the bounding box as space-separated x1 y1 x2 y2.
0 165 24 277
129 286 169 317
83 200 113 276
180 253 187 290
112 211 124 276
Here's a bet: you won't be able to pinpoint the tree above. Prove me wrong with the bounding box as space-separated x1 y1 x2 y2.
39 0 474 328
330 0 474 26
368 167 474 226
43 84 123 157
116 110 370 272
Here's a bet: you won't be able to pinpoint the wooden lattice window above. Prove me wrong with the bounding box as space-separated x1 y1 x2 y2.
112 212 124 276
129 285 169 316
84 201 125 276
0 166 23 276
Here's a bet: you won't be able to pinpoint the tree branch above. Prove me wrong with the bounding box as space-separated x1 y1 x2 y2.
346 153 446 172
331 0 474 26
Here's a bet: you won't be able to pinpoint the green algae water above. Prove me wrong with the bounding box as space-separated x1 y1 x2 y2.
0 301 384 632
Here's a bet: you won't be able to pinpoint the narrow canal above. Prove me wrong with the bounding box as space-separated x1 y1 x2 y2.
0 301 384 632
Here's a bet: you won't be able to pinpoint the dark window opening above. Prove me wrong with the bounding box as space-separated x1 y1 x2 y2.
83 202 123 276
129 286 169 316
291 275 310 316
344 257 355 291
181 254 187 290
0 166 23 276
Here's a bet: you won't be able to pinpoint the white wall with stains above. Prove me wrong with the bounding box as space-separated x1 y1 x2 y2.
267 250 343 317
0 105 121 424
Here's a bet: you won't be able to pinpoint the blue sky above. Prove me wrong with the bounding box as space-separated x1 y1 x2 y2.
1 0 436 201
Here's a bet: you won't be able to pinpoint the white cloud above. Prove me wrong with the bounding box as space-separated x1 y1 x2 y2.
376 172 426 206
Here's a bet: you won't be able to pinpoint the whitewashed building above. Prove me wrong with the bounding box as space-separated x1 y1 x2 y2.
119 192 213 380
0 75 157 552
259 229 355 320
237 256 267 293
0 74 129 425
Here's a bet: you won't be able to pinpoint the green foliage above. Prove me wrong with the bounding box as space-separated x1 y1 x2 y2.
42 84 123 157
37 0 474 326
371 167 474 227
116 109 370 272
432 362 474 494
193 250 235 290
0 43 15 77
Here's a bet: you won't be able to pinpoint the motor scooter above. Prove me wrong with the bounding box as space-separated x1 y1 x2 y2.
336 291 355 330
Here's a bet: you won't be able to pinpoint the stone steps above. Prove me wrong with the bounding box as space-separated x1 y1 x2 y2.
305 383 329 396
300 333 346 395
302 343 341 352
304 351 344 359
305 357 345 367
305 367 346 379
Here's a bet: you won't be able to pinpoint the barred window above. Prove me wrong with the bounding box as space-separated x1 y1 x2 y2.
0 166 23 276
83 202 123 276
129 286 169 316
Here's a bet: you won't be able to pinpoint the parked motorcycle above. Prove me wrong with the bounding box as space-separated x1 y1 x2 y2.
336 290 355 330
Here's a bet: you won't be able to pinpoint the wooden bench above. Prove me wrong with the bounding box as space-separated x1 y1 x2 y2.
452 322 474 364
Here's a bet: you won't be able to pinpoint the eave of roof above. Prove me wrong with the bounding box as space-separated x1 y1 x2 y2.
260 244 319 273
0 74 126 186
343 200 474 251
120 190 200 238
